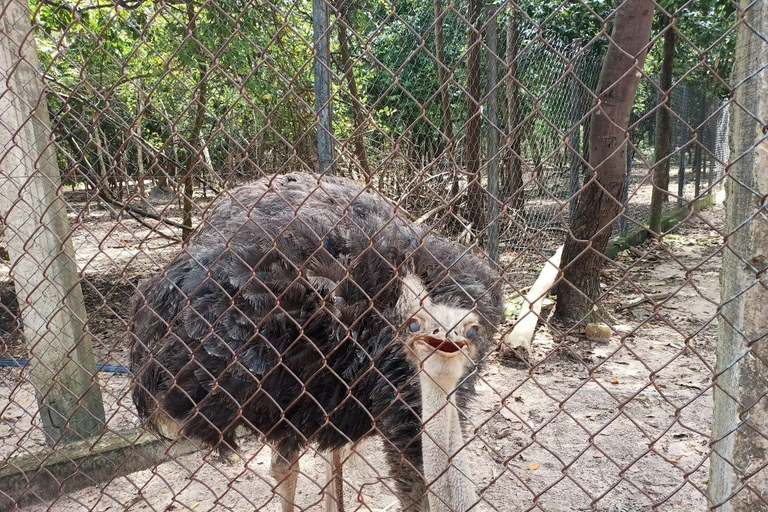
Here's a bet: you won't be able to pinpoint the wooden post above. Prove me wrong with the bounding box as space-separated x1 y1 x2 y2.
0 0 105 445
707 0 768 509
313 0 335 176
485 6 500 263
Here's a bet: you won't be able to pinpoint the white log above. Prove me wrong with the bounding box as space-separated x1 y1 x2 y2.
503 245 563 357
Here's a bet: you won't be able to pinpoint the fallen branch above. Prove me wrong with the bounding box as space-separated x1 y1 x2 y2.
628 246 659 261
195 176 221 195
502 245 563 359
414 204 445 225
123 209 182 243
98 192 188 231
617 292 672 311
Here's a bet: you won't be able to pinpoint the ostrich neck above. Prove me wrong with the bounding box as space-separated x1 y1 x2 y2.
419 373 477 512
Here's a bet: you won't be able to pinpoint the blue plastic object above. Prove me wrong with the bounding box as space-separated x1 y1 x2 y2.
0 359 129 374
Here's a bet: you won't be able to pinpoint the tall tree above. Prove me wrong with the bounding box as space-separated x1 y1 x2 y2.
504 7 524 210
433 0 453 146
568 38 584 221
181 0 208 241
465 0 485 237
485 6 501 263
336 0 370 180
555 0 655 325
708 0 768 509
649 14 676 234
434 0 459 196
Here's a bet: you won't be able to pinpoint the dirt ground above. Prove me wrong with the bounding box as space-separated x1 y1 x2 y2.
1 190 723 512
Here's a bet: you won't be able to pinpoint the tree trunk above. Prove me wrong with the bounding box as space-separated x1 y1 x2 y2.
485 6 500 263
182 1 208 241
581 112 591 176
677 86 689 206
336 2 370 180
568 39 584 221
465 0 485 238
707 0 768 509
93 121 110 198
694 94 705 197
0 0 105 445
504 8 524 210
434 0 458 196
136 86 147 204
314 0 335 175
118 131 127 201
649 18 675 235
554 0 655 326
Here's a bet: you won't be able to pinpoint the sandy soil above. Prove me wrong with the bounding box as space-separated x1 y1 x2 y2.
0 192 724 512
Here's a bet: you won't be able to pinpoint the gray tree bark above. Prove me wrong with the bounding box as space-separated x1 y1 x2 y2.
707 0 768 509
0 0 105 444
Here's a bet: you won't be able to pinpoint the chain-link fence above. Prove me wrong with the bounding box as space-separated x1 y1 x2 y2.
1 0 766 510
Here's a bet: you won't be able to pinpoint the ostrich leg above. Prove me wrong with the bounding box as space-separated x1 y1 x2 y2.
323 449 345 512
270 446 300 512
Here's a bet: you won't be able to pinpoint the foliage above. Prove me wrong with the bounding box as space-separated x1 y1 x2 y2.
27 0 736 197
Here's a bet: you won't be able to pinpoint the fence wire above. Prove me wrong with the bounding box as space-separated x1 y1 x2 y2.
0 0 766 511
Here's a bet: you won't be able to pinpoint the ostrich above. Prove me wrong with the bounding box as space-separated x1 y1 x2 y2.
129 172 503 511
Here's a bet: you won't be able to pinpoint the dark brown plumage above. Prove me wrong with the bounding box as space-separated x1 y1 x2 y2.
129 172 502 505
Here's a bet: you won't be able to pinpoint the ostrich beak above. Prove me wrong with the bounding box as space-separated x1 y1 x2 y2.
418 335 468 355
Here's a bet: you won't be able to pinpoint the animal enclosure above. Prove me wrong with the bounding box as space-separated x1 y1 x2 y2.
0 0 766 511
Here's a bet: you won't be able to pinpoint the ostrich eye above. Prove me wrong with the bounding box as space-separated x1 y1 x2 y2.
408 319 421 333
465 325 478 339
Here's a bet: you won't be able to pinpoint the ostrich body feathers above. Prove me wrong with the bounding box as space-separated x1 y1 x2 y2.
129 172 502 467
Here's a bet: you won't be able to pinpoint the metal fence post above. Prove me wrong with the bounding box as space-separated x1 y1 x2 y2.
314 0 335 175
568 39 583 221
0 0 105 445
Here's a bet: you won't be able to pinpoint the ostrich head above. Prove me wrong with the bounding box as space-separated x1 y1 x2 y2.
396 274 483 389
394 272 488 512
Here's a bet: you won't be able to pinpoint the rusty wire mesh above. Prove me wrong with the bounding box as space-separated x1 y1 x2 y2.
0 0 765 511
